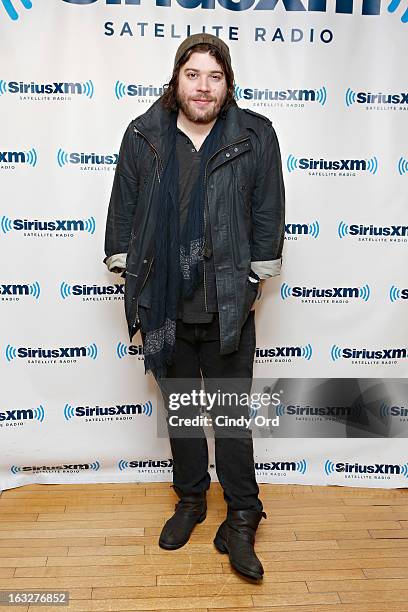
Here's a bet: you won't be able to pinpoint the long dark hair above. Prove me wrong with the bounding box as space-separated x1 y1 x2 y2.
161 43 235 113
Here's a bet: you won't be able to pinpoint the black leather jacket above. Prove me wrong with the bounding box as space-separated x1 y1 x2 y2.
104 98 285 354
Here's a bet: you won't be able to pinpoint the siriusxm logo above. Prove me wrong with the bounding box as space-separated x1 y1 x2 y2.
255 344 312 362
389 285 408 302
59 0 408 22
118 458 173 471
276 403 362 418
331 344 407 362
1 0 32 20
380 402 408 420
338 221 408 241
0 281 40 300
1 0 31 20
346 88 408 108
57 149 118 168
0 405 44 423
285 221 319 239
287 154 378 175
255 459 307 474
64 401 153 420
60 282 124 300
398 157 408 175
0 80 94 98
1 216 95 235
3 0 408 24
5 343 98 362
11 461 100 474
0 149 37 168
280 283 370 302
324 459 408 479
388 0 408 22
116 342 144 359
115 81 164 100
234 85 326 106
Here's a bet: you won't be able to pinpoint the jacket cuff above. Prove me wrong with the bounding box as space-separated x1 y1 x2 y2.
251 258 282 279
105 253 127 272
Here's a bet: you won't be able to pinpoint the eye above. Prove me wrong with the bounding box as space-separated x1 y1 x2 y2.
211 74 222 81
186 72 198 79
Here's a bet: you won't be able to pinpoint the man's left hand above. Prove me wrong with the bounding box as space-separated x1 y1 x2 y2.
250 279 265 310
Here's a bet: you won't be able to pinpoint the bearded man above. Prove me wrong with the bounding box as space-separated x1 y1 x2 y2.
104 33 285 581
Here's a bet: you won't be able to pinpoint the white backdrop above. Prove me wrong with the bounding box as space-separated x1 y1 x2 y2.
1 0 407 491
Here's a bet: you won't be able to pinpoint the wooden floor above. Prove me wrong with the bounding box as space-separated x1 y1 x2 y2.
1 482 408 611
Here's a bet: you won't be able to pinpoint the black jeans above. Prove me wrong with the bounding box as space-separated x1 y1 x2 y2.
142 310 263 513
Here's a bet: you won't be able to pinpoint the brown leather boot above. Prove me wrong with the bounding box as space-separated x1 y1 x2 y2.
214 509 267 580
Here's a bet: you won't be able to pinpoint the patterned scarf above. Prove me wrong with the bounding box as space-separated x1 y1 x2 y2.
142 111 224 378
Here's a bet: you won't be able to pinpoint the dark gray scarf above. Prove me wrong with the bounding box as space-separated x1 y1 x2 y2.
142 111 224 378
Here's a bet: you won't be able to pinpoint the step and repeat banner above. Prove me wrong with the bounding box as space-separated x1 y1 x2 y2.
0 0 407 491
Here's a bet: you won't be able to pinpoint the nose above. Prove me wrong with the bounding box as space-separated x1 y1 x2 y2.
196 75 211 92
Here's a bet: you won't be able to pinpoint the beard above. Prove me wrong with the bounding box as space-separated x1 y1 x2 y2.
176 89 226 124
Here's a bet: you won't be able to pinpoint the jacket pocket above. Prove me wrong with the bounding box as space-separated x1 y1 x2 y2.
232 163 251 212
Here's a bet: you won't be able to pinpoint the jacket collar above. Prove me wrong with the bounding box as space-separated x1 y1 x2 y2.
134 98 251 163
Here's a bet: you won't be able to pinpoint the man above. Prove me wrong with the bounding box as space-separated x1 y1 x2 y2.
104 33 285 581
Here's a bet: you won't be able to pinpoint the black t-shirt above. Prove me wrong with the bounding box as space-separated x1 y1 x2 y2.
176 127 217 323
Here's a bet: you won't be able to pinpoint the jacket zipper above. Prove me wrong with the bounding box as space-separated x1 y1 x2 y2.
132 126 162 327
203 137 250 312
133 126 163 182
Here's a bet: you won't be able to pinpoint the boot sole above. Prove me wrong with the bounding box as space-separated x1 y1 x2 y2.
158 511 207 550
213 534 263 581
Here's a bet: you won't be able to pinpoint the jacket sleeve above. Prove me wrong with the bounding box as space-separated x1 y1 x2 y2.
250 121 285 280
104 122 140 273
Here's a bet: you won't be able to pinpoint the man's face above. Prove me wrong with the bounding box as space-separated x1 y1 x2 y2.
176 51 228 124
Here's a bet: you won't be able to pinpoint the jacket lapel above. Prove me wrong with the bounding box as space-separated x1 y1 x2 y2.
133 99 252 173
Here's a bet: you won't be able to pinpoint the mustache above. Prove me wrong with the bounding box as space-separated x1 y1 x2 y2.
191 96 215 101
